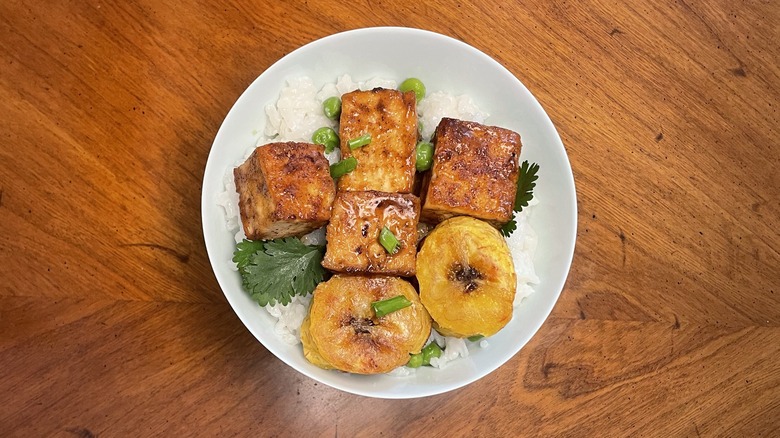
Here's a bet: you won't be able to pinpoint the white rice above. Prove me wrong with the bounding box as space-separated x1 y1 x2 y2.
417 91 489 141
215 169 242 244
216 75 540 371
263 77 333 143
507 197 540 305
428 330 469 369
264 295 311 345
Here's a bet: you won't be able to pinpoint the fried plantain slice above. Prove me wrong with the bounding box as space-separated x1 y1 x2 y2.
303 275 431 374
417 216 517 338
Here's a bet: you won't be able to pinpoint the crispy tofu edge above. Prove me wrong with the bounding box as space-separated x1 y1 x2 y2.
336 88 418 193
234 142 335 240
420 118 522 227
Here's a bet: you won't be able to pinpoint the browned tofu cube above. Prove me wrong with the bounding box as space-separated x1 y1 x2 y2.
322 191 420 276
233 142 335 240
420 118 522 226
338 88 418 193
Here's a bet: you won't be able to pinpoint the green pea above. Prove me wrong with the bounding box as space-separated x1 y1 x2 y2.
399 78 426 101
421 342 442 364
312 127 339 154
415 141 434 172
407 353 424 368
322 96 341 120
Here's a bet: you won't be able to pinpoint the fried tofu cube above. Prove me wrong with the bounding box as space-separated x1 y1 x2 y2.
420 118 522 226
338 88 418 193
322 191 420 276
233 142 335 240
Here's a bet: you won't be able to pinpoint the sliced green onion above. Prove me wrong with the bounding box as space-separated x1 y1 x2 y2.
467 335 484 342
348 133 372 150
407 341 443 367
371 295 412 318
379 226 399 254
329 157 357 178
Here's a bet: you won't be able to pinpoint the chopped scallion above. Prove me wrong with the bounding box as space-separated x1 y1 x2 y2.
407 341 443 367
371 295 412 318
329 157 357 178
348 133 371 150
379 226 399 254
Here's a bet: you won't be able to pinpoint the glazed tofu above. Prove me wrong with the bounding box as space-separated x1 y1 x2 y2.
233 142 335 240
322 191 420 277
420 118 522 226
338 88 418 193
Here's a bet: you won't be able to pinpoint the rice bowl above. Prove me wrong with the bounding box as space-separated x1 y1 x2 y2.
201 27 577 399
217 74 541 369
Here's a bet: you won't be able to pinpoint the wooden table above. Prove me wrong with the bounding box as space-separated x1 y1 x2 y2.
2 1 778 436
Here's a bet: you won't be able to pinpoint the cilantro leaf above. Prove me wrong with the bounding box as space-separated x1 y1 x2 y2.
232 239 265 270
502 161 540 238
238 237 326 307
514 161 540 213
499 217 517 237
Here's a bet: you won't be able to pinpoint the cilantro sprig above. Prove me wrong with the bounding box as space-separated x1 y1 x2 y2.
232 237 326 306
500 218 517 237
514 161 540 211
500 160 540 237
233 239 264 270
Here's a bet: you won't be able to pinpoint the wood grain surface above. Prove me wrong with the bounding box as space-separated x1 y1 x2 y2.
1 0 778 436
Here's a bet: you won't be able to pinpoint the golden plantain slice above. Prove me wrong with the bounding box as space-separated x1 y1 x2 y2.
300 314 335 370
303 275 431 374
417 216 517 338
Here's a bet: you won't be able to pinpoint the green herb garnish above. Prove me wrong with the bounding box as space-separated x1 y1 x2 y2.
378 226 400 254
500 160 540 237
514 161 540 212
371 295 412 318
407 341 443 368
499 218 517 238
232 239 265 270
233 237 326 306
330 156 357 178
347 133 372 150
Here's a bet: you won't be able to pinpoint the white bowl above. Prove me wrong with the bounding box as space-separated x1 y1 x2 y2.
201 27 577 399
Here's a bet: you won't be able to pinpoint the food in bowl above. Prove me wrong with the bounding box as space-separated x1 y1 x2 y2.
217 74 541 374
301 275 431 374
322 191 420 277
337 88 418 193
417 216 517 338
233 142 335 240
419 118 523 226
